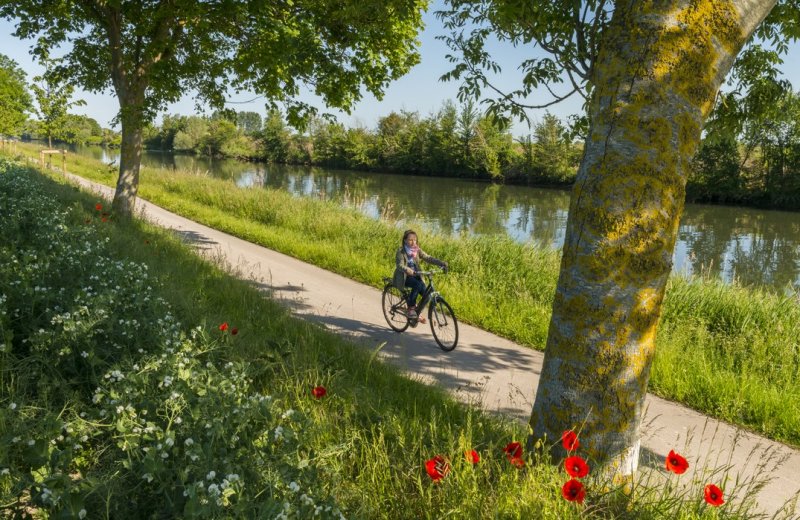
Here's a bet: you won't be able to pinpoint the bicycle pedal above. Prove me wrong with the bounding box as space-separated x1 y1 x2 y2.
409 319 419 328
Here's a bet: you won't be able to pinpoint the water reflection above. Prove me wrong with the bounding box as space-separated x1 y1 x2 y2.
79 146 800 291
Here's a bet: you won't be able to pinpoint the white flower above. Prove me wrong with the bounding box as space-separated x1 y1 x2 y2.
207 483 220 496
0 468 9 475
142 473 154 482
226 473 239 482
281 409 295 420
79 509 87 519
80 351 89 358
165 438 174 447
289 481 300 493
27 440 35 446
174 417 182 424
273 426 284 440
185 438 194 447
206 471 216 481
9 403 17 410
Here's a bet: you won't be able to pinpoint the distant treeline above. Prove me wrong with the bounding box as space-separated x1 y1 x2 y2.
143 101 583 186
143 96 800 210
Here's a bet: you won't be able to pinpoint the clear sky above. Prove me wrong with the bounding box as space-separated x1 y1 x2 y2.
2 6 798 138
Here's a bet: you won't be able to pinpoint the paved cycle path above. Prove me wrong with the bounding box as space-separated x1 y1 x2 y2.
70 173 799 519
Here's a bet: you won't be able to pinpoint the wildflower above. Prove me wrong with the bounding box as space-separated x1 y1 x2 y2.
503 441 522 460
465 449 480 465
312 386 327 399
562 479 586 503
565 456 589 478
218 322 229 332
289 481 300 493
95 203 102 211
79 509 87 519
665 449 689 475
231 327 238 335
208 483 220 497
424 455 450 482
142 473 154 483
8 403 16 410
704 484 724 506
185 438 194 446
509 456 525 468
562 430 580 451
274 426 284 440
207 471 216 481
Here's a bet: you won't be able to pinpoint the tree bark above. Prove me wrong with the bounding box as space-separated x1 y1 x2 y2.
113 106 144 216
528 0 776 478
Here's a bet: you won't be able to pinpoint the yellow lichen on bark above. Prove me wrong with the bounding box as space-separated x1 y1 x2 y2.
530 0 753 476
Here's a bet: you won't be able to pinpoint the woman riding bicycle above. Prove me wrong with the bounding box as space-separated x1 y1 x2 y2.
393 229 448 322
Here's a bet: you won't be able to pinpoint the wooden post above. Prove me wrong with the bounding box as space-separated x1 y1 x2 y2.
62 150 66 175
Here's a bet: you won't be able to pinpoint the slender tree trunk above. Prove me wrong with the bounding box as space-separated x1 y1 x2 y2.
112 94 146 217
528 0 775 478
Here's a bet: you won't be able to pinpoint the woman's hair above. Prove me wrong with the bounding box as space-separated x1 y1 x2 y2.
402 229 417 245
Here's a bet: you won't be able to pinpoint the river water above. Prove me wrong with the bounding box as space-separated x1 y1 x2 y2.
78 146 800 292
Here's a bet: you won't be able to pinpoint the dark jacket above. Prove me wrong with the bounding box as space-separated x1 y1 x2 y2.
393 246 445 289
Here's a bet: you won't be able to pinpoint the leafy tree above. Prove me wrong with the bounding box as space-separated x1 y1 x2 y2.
531 112 576 183
439 0 795 477
1 0 426 215
236 111 263 135
31 63 86 147
61 114 103 145
261 110 291 163
0 54 32 137
173 116 208 153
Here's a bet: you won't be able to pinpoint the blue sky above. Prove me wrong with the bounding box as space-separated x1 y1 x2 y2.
1 7 798 137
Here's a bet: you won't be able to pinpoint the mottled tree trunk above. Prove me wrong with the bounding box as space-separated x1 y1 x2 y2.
528 0 775 477
113 110 144 216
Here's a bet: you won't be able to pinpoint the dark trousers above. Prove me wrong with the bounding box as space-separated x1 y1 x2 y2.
404 275 426 309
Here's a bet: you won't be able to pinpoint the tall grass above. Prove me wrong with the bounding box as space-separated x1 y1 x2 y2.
3 158 778 518
5 142 800 450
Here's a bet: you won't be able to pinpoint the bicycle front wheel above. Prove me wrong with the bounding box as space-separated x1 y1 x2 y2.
382 284 410 332
429 298 458 351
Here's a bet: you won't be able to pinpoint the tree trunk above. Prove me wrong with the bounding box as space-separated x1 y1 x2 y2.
528 0 775 478
112 100 145 217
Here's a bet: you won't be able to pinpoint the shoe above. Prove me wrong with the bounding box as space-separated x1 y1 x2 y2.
407 307 417 318
418 316 426 324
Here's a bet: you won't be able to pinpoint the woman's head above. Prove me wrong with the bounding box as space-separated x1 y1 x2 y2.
402 229 418 246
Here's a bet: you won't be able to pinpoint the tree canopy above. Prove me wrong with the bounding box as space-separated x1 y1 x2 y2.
0 0 427 213
0 53 32 137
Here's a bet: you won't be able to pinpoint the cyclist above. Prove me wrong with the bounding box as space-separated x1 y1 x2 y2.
393 229 448 323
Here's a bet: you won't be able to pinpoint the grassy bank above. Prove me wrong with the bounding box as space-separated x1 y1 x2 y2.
4 142 800 452
2 159 772 518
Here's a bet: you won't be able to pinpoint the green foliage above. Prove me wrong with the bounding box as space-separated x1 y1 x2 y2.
30 62 86 147
0 54 32 137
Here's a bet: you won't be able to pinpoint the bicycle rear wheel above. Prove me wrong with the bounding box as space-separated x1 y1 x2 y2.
429 298 458 351
382 284 410 332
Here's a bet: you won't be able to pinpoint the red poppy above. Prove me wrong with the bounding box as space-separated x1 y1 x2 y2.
465 449 480 465
564 456 589 478
509 456 525 468
704 484 724 506
425 455 450 482
665 449 689 475
562 430 580 451
562 479 586 503
219 322 229 332
95 203 102 211
503 441 522 459
231 327 239 335
101 216 109 223
311 386 327 399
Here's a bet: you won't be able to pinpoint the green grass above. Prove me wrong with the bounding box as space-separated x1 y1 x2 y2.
3 158 777 518
5 142 800 451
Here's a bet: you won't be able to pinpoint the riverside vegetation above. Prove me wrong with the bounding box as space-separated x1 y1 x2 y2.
3 158 787 518
4 141 800 451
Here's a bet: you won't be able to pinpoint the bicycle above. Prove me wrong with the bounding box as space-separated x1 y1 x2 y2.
381 269 459 351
